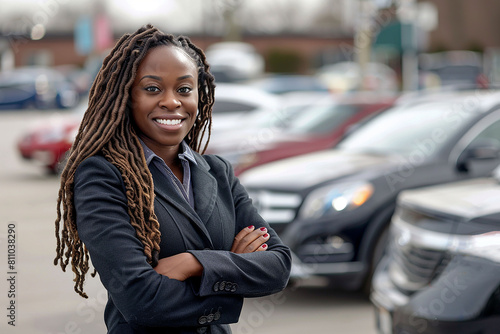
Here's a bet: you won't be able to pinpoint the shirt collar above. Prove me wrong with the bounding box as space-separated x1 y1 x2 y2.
178 141 197 164
140 139 197 166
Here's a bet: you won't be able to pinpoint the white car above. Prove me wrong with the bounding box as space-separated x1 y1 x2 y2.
206 91 332 162
205 42 265 82
210 83 280 134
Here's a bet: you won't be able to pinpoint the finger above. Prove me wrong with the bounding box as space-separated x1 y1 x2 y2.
232 231 262 253
254 243 268 252
231 225 255 252
245 232 270 253
232 227 268 253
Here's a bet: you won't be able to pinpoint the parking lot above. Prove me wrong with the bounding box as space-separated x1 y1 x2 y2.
0 110 376 334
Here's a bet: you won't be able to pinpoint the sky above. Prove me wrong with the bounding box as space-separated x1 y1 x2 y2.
0 0 200 33
0 0 332 35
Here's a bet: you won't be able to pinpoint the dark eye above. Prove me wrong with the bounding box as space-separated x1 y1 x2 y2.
145 86 160 93
178 87 192 94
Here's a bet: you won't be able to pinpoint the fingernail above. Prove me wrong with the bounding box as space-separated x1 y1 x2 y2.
261 244 268 249
263 233 269 238
247 225 254 229
260 227 267 231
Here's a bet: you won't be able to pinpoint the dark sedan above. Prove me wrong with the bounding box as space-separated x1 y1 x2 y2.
239 89 500 293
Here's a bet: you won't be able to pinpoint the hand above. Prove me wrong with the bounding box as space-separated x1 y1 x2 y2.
154 253 203 281
230 225 270 254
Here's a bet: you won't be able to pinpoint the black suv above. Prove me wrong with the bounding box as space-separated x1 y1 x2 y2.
239 89 500 292
370 166 500 333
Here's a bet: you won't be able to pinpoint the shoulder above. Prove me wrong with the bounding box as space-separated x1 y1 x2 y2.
73 155 128 207
76 154 118 173
196 153 233 175
198 153 229 169
74 155 123 184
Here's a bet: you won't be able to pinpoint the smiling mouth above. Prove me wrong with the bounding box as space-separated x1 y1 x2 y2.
154 118 183 125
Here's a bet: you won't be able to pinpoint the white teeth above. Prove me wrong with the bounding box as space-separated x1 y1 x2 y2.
155 118 182 125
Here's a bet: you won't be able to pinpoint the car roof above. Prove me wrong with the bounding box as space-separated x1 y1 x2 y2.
0 66 65 85
395 88 500 113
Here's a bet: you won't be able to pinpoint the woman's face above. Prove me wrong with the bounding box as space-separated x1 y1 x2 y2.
130 45 198 154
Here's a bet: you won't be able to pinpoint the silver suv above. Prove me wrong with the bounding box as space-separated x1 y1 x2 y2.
371 166 500 333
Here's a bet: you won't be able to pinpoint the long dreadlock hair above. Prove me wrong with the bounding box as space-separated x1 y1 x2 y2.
54 24 216 298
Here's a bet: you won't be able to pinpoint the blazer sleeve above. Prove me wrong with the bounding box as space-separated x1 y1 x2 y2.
74 156 243 329
187 155 292 298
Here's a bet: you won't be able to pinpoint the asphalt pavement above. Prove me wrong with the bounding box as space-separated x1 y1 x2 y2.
0 110 376 334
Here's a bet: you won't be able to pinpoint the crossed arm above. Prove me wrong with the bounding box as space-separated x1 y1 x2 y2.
153 225 270 280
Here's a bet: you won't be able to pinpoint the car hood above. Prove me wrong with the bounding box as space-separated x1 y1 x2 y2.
239 149 396 190
398 178 500 219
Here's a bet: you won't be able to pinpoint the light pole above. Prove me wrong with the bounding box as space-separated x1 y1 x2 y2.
355 0 376 91
398 0 419 91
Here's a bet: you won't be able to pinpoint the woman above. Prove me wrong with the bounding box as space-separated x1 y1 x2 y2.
54 25 291 334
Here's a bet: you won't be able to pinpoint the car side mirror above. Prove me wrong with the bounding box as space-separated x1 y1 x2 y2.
457 139 500 172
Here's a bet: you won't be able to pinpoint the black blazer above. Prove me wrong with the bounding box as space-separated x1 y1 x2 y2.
74 153 291 334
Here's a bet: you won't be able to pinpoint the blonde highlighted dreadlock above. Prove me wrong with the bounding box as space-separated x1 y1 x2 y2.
54 24 216 298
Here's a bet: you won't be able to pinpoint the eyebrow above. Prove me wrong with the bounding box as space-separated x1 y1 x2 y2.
138 74 194 82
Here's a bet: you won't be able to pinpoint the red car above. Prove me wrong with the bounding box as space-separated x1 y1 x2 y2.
17 101 85 173
209 93 398 176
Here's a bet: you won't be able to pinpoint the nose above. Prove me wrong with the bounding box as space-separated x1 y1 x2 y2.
159 91 181 110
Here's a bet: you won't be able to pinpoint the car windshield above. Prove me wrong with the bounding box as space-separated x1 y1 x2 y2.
242 103 309 131
337 101 477 156
283 103 358 135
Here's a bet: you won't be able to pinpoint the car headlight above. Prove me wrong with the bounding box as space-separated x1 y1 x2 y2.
299 181 374 219
453 231 500 263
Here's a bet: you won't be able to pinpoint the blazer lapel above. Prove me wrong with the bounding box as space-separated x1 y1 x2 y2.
191 155 218 223
149 163 214 248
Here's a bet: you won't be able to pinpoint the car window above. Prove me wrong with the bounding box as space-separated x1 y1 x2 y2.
432 65 482 85
285 104 359 135
337 101 477 156
242 104 304 130
212 100 257 114
467 118 500 148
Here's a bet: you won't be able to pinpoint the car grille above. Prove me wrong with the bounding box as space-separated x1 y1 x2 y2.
246 190 302 230
388 237 451 292
387 210 452 293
